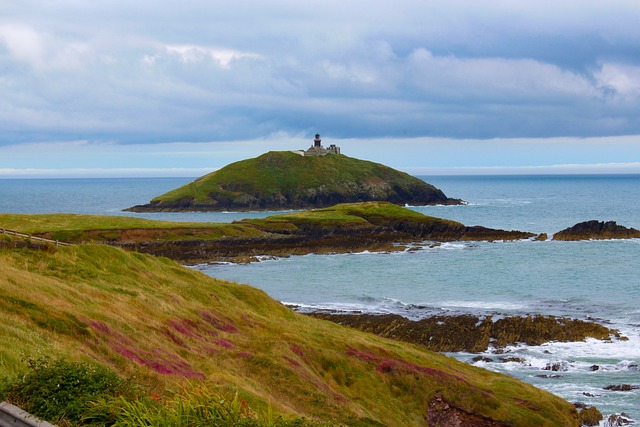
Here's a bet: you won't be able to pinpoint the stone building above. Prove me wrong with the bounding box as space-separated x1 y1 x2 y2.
301 133 340 156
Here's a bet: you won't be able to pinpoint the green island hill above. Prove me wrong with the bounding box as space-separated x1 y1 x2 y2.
126 151 463 212
0 239 584 426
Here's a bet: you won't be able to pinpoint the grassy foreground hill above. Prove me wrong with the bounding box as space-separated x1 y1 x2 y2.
0 242 580 426
126 151 462 212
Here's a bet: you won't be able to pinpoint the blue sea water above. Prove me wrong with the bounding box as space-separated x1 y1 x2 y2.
1 174 639 419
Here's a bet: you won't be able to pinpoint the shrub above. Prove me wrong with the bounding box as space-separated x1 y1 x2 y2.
2 356 130 425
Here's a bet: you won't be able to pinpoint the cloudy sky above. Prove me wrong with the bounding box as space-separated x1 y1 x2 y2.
1 0 640 177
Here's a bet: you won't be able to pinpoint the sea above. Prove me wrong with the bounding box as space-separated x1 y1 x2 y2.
1 175 639 420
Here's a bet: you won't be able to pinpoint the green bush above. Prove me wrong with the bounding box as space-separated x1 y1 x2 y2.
2 356 130 425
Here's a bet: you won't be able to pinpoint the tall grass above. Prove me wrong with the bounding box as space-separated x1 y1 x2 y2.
90 385 324 426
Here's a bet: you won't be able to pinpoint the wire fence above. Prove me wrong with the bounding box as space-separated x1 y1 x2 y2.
0 228 71 247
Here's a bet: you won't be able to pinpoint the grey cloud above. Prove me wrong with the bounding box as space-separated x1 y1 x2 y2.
1 0 640 145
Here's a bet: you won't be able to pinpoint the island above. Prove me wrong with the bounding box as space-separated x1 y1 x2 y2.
126 135 462 212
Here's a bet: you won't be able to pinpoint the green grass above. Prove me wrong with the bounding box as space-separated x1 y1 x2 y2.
0 202 463 245
147 151 449 209
239 202 464 235
0 213 263 242
0 213 241 234
0 243 580 426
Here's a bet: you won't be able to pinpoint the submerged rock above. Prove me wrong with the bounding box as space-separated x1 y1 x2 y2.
307 312 620 353
553 220 640 241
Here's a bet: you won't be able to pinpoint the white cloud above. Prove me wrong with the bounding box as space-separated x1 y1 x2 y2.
0 23 45 69
163 44 262 68
404 48 595 101
0 23 92 71
595 63 640 99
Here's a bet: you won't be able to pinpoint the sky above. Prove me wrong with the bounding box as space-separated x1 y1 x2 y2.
1 0 640 177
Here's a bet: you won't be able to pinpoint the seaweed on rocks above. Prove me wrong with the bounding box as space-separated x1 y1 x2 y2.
307 312 621 353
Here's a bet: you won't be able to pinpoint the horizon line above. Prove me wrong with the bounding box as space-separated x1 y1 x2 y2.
2 164 640 179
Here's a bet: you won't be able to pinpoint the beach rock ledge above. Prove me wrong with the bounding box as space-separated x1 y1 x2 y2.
308 313 621 353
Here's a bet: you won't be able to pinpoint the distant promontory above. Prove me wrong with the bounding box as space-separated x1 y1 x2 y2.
127 150 462 212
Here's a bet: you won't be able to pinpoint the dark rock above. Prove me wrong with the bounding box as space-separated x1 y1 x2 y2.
499 357 526 364
425 394 511 427
543 362 568 372
553 220 640 241
606 413 633 426
471 356 493 363
589 365 600 371
604 384 638 391
491 315 614 347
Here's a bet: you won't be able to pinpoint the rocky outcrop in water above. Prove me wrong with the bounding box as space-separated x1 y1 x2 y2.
308 313 621 353
553 220 640 241
111 224 535 264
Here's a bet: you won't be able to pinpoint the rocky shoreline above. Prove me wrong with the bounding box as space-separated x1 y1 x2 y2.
306 312 624 353
105 218 640 264
110 225 535 264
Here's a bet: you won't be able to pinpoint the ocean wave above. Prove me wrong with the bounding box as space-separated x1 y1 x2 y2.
440 300 528 311
283 301 389 315
283 297 445 319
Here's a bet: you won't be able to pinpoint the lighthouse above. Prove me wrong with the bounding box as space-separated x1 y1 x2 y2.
298 133 341 156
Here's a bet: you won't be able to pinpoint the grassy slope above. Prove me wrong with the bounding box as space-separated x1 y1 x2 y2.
0 244 578 426
0 202 463 243
0 212 263 242
150 151 445 207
